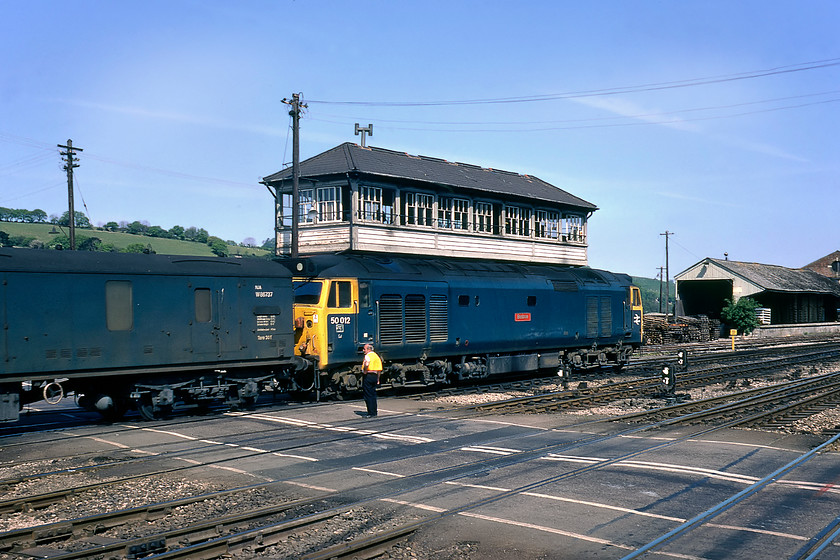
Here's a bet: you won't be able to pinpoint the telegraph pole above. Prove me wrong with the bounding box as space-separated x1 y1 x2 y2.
657 266 665 313
58 139 83 250
660 231 673 321
282 93 306 258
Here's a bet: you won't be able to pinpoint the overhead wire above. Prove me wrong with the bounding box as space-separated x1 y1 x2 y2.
307 57 840 107
308 96 840 133
311 89 840 128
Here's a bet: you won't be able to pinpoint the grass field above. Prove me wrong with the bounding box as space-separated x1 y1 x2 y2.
0 222 270 258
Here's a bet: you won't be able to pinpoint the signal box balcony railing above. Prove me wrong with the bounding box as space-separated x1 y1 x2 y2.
277 214 588 266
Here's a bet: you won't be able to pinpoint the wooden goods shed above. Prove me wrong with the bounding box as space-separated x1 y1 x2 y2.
675 258 840 325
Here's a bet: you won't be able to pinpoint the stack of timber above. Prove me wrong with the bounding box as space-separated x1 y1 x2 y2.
643 313 719 345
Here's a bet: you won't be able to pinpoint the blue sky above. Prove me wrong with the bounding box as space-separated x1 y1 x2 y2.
2 1 839 278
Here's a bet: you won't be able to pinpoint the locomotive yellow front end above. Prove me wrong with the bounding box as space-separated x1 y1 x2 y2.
292 277 361 393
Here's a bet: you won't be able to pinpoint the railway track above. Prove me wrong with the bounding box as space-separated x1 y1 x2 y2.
613 370 840 430
3 340 840 558
458 345 840 416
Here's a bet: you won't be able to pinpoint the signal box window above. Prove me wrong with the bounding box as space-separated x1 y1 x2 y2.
105 280 133 331
195 288 212 323
473 202 493 234
328 281 352 308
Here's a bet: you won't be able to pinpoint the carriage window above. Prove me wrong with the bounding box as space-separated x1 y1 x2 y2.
195 288 212 323
105 281 133 331
328 281 352 308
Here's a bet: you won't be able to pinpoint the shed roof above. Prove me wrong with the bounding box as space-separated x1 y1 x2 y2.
262 142 597 210
691 258 840 296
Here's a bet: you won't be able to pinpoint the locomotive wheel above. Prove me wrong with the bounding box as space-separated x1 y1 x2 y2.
136 395 171 421
230 395 257 410
43 382 65 405
98 398 129 421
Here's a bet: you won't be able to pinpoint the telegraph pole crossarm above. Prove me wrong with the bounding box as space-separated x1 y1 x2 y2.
58 139 83 250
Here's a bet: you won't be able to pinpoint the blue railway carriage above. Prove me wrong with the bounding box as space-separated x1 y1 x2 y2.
0 248 296 421
291 254 643 396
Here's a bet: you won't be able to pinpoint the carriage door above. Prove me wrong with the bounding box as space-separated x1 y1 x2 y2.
356 281 375 347
191 280 241 358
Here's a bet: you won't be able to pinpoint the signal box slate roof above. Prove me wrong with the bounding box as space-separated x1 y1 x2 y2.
263 142 598 210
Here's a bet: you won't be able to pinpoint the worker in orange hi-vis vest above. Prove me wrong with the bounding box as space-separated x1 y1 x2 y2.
361 344 382 417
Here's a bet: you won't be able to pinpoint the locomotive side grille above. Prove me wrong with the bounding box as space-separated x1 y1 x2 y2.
600 297 612 337
551 280 578 292
586 297 598 338
429 295 448 342
404 294 427 344
379 294 404 345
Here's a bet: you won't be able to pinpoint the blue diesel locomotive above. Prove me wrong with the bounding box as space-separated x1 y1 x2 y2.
0 248 299 421
290 254 643 396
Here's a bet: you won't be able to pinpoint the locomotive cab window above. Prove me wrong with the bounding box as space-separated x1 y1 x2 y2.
359 282 370 308
328 281 352 308
527 295 537 307
294 280 323 304
458 295 470 306
105 280 133 331
195 288 212 323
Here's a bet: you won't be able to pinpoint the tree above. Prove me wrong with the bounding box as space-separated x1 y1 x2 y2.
77 236 103 252
57 211 92 229
124 243 155 254
104 221 120 232
0 230 10 247
207 236 229 257
720 297 761 335
25 209 47 223
124 243 147 253
127 221 147 235
146 225 169 238
169 225 185 239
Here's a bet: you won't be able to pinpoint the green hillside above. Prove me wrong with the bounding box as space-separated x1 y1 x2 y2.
632 276 675 315
0 222 270 258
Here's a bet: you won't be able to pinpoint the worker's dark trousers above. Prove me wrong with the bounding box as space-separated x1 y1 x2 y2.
362 373 379 416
